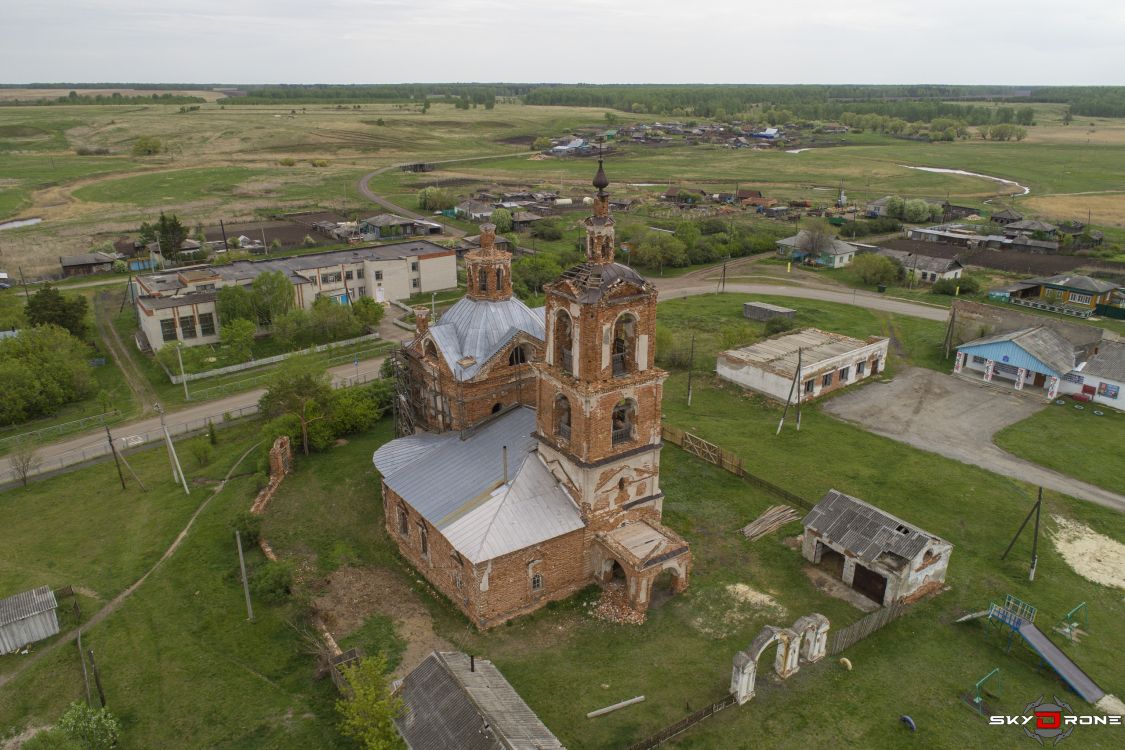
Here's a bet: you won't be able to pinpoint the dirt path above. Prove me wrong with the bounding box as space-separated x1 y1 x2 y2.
94 288 157 417
0 444 259 690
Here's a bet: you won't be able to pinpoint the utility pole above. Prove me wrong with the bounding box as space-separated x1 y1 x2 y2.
155 403 190 494
686 333 696 407
176 346 190 401
18 266 29 301
236 530 255 622
105 425 126 490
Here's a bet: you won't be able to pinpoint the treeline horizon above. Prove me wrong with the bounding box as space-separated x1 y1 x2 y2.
3 83 1125 117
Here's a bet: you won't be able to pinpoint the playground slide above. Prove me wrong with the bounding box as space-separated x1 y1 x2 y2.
954 610 990 623
1019 623 1106 704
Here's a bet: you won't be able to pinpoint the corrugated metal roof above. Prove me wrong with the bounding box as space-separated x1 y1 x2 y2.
803 490 947 565
1029 274 1119 294
428 297 545 381
554 261 650 304
372 408 582 563
1082 340 1125 380
958 326 1076 376
0 586 57 628
396 651 563 750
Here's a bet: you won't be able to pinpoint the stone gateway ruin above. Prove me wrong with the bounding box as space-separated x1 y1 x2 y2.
730 613 830 704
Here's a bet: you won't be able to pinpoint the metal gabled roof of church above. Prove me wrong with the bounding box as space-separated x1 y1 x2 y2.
372 408 583 564
428 296 545 381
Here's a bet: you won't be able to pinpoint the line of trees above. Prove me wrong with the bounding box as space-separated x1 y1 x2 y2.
0 91 206 107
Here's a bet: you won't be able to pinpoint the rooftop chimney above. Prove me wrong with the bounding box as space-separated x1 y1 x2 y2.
413 306 430 335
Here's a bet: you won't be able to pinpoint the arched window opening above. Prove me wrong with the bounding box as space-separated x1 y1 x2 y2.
419 525 429 558
496 267 503 290
531 572 543 591
554 310 574 374
398 506 409 536
612 313 637 377
478 269 488 292
555 395 572 440
424 340 438 359
611 399 636 446
508 343 530 366
491 402 503 414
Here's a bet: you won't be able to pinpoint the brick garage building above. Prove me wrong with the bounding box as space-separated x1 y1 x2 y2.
802 489 952 607
374 162 691 629
716 328 889 403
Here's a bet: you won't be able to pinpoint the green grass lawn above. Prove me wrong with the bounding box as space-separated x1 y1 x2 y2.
994 400 1125 496
71 166 270 207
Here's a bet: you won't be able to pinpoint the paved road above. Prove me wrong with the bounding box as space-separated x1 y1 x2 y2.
0 356 388 486
822 367 1125 512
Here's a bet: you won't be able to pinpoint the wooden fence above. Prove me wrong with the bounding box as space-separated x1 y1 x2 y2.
662 426 812 510
626 695 737 750
329 647 364 695
827 603 908 656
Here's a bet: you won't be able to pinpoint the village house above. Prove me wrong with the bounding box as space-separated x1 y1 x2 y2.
716 328 889 403
394 651 563 750
990 207 1024 226
776 231 857 268
802 490 952 607
510 211 543 232
59 251 117 277
1003 219 1057 238
872 246 963 283
455 200 494 221
358 213 442 239
373 162 692 629
954 326 1124 407
455 232 515 258
131 240 456 350
988 273 1122 319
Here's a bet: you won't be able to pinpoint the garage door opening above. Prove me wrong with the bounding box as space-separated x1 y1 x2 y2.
852 563 887 605
817 545 845 578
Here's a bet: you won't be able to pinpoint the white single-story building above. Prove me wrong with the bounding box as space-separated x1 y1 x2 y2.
1059 340 1124 408
717 328 889 403
132 240 456 350
776 232 857 268
873 247 963 284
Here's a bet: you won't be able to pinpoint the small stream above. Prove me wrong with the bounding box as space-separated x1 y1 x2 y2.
899 165 1030 195
0 217 42 231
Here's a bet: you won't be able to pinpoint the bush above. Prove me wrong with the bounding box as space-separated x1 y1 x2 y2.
231 510 263 546
56 702 120 750
131 136 162 156
932 276 980 295
251 560 293 601
765 316 796 335
189 441 213 467
279 158 297 167
310 159 329 167
530 218 563 240
849 253 903 286
417 186 455 211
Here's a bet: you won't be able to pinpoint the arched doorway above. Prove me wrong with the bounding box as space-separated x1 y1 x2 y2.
648 568 680 609
554 310 574 374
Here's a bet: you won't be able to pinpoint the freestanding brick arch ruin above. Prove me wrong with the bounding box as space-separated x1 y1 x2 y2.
730 613 830 705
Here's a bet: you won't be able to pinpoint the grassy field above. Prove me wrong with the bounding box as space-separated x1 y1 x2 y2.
71 166 270 207
994 400 1125 496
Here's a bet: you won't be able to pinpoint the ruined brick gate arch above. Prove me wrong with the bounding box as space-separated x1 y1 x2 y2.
730 613 830 705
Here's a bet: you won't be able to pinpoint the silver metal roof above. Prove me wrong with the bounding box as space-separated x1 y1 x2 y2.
720 328 887 378
396 651 563 750
803 489 948 566
0 586 57 627
959 326 1077 376
372 408 582 564
428 297 545 381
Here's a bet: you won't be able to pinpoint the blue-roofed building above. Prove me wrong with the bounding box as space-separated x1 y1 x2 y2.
954 326 1077 395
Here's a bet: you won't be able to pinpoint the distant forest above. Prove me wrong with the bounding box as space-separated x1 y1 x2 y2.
3 83 1125 117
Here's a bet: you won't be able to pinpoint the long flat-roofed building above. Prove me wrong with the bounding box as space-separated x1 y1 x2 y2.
717 327 889 402
131 240 456 350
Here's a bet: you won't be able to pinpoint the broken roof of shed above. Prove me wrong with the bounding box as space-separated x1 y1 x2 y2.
957 326 1078 376
874 247 963 275
0 586 57 627
372 408 583 564
991 208 1023 220
1006 219 1057 232
719 328 886 379
744 302 795 314
60 252 116 267
427 296 545 381
395 651 563 750
804 490 948 567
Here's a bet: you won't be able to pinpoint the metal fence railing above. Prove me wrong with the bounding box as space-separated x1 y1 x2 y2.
0 411 120 453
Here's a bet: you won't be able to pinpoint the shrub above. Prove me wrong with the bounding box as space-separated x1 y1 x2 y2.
932 276 980 295
251 560 293 601
765 316 796 335
131 136 162 156
56 702 120 750
231 510 263 546
208 420 218 445
310 159 329 167
850 253 903 286
189 441 213 467
303 234 317 247
279 158 297 167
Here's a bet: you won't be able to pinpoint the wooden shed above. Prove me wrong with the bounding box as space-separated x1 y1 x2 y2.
0 586 60 652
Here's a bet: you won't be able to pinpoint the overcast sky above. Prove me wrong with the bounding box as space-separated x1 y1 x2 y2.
3 0 1123 85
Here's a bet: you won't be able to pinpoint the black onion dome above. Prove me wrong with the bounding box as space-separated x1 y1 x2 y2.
592 159 609 191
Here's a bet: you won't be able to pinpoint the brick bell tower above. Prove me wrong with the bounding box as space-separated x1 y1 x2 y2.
464 223 512 302
535 160 668 528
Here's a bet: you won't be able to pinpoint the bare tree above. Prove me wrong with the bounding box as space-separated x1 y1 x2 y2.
800 219 834 253
10 439 41 488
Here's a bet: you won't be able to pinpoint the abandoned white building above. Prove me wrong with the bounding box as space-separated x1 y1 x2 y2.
716 328 889 403
394 651 562 750
130 240 456 350
374 161 692 629
0 586 60 653
802 490 952 607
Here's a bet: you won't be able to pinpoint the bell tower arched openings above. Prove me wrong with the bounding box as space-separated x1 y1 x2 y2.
464 223 513 302
553 309 574 376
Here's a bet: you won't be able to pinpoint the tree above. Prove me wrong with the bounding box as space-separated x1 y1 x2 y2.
9 438 40 488
220 318 256 364
604 111 619 125
530 217 563 240
532 136 552 151
352 297 385 328
417 186 455 211
56 702 120 750
0 325 93 425
885 195 906 219
310 297 362 342
902 199 933 223
490 208 513 233
1062 107 1073 125
259 356 333 455
849 253 902 286
139 212 187 255
216 285 256 326
251 270 294 326
799 219 835 253
336 653 404 750
25 284 88 338
131 136 162 156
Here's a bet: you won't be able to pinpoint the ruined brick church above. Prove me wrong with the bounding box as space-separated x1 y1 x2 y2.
373 162 691 628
